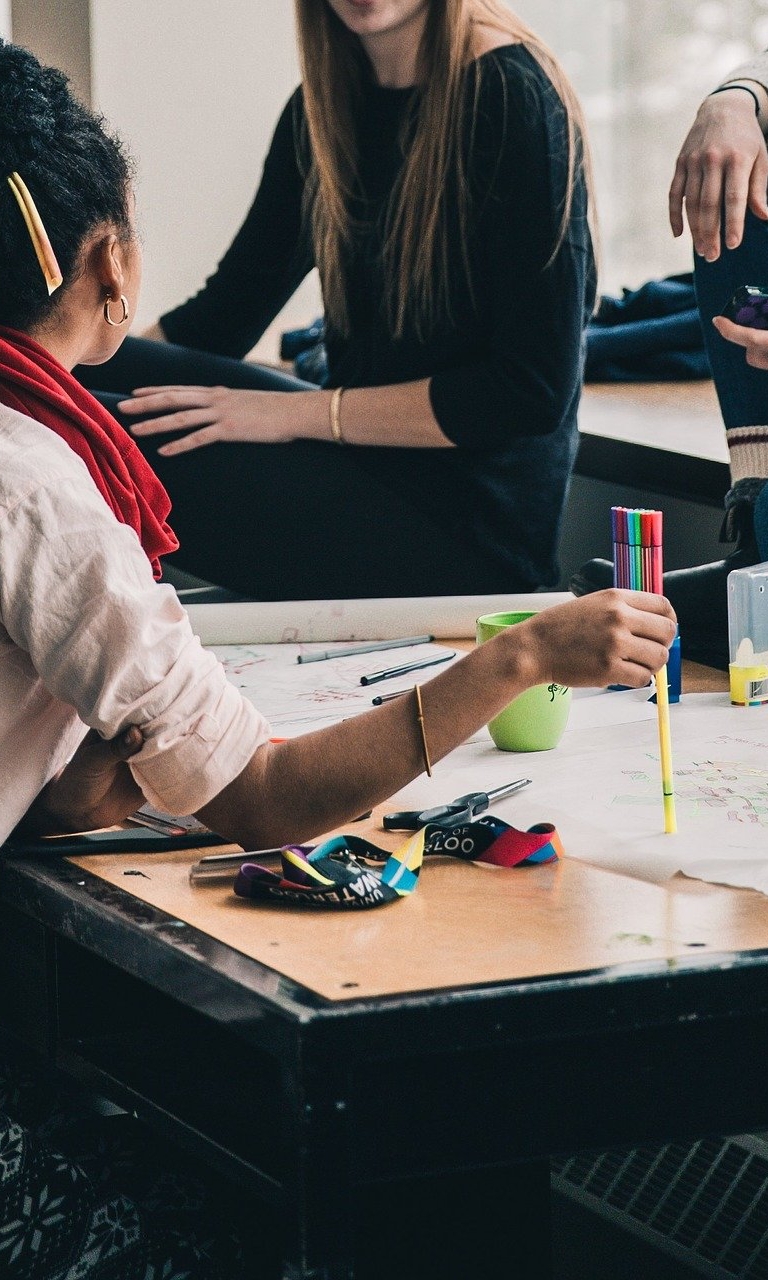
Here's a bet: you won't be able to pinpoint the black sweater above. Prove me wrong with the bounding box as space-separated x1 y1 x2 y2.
161 45 596 589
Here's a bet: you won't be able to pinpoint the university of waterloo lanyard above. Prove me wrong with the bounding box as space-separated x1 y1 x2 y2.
234 815 564 909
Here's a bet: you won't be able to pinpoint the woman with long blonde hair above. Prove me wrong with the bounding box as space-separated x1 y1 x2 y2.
81 0 597 601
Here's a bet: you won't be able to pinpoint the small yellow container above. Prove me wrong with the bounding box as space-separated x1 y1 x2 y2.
729 663 768 707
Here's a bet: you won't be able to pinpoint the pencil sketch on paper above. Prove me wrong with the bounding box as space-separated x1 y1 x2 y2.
208 641 458 734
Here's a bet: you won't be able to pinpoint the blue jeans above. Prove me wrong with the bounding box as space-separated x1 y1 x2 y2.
694 210 768 559
756 482 768 559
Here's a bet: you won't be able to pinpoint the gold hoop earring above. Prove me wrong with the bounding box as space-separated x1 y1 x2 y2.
104 294 129 326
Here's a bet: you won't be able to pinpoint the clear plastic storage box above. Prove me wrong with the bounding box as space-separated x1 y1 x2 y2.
728 561 768 705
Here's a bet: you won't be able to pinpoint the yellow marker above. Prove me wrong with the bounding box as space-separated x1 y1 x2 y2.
655 663 677 834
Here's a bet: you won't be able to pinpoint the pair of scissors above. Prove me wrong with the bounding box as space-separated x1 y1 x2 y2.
382 778 532 831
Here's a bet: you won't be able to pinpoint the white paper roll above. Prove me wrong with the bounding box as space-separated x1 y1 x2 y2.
183 593 573 646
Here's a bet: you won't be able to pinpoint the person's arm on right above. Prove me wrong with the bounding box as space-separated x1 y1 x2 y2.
669 52 768 260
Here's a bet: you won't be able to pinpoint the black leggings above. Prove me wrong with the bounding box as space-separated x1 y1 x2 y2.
77 337 502 601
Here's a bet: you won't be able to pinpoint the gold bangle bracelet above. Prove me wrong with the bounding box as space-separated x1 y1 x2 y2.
413 684 433 777
329 385 346 444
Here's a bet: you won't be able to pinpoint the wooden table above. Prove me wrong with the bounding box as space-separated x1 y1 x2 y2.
576 381 729 507
4 661 768 1279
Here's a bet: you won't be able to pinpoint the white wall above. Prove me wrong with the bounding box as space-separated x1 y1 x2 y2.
12 0 90 106
89 1 321 358
0 0 11 37
517 0 765 293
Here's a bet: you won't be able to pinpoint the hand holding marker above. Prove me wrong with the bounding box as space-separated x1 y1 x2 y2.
611 506 676 834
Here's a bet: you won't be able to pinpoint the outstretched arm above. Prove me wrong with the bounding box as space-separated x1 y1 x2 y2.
10 444 675 846
198 590 677 849
120 377 450 454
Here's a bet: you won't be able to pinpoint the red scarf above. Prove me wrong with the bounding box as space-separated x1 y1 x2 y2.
0 327 178 578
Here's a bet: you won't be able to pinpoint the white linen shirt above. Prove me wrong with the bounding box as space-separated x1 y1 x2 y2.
0 404 270 842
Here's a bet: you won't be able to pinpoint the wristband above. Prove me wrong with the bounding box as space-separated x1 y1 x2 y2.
708 84 761 117
233 814 563 909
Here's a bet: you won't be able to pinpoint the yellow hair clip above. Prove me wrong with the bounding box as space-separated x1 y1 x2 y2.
7 171 63 296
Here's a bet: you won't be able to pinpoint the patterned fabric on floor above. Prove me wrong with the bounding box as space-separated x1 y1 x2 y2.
0 1051 267 1279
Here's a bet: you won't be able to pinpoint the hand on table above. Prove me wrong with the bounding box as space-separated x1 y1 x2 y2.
712 313 768 367
669 90 768 261
119 386 307 455
20 727 145 835
523 589 677 691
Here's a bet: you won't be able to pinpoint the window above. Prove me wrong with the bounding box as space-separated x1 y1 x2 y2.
520 0 768 292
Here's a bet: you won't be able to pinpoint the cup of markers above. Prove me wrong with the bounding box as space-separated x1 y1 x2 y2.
611 505 677 833
611 506 680 703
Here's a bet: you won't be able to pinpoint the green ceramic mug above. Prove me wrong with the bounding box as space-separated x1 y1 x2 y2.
476 611 572 751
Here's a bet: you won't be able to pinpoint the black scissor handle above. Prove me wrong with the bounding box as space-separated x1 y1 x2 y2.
382 811 413 831
381 809 420 831
382 801 470 831
382 781 529 833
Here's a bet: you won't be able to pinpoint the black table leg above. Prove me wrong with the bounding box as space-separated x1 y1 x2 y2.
353 1162 551 1280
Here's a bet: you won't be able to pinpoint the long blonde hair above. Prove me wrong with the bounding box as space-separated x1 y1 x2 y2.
294 0 593 339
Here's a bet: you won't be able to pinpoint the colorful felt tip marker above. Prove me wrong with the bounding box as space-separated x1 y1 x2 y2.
610 505 676 832
371 689 411 705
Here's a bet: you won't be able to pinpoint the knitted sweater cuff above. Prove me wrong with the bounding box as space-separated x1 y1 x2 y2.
717 53 768 130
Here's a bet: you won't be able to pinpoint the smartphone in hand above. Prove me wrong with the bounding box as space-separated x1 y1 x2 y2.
722 285 768 329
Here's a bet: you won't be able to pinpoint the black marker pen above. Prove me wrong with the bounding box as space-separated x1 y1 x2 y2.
371 688 411 705
360 651 455 686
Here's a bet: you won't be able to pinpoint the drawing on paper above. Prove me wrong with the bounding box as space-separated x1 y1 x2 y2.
209 641 458 734
612 741 768 827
